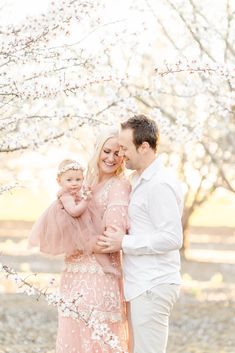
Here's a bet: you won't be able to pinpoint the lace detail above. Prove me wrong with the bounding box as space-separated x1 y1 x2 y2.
107 201 129 207
64 256 105 275
96 177 116 210
59 308 122 323
56 177 130 353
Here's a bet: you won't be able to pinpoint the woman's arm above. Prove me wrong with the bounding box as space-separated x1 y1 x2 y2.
94 178 131 253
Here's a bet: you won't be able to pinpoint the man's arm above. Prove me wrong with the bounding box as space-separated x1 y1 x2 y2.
98 182 183 254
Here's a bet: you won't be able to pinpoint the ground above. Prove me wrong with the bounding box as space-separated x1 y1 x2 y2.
0 221 234 353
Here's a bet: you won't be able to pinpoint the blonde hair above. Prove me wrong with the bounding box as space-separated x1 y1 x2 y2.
86 127 124 186
57 159 84 177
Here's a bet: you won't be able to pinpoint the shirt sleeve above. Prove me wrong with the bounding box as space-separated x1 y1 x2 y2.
103 178 131 233
122 182 183 254
59 193 88 217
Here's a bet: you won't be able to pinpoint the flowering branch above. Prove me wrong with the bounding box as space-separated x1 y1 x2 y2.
0 262 127 353
155 60 235 80
0 182 21 195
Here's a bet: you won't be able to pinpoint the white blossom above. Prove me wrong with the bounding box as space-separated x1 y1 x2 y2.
26 287 36 296
1 263 127 352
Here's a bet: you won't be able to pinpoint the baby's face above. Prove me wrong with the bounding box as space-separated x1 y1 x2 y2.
58 169 84 192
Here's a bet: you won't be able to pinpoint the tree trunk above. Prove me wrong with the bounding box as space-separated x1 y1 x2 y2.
181 208 191 257
181 225 190 257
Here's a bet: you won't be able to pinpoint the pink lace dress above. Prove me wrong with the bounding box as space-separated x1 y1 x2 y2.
56 177 131 353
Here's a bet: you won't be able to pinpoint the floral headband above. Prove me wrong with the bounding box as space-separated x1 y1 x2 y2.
57 162 84 176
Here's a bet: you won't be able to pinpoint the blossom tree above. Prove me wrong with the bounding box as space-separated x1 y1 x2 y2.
1 0 235 250
122 0 235 250
2 1 235 349
0 0 149 197
0 0 146 154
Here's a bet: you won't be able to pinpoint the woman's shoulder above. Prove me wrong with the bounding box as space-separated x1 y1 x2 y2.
111 176 131 191
106 176 131 203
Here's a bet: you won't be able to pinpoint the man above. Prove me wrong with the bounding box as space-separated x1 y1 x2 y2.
98 114 183 353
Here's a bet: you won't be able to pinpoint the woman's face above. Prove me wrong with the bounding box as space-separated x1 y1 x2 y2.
98 137 123 180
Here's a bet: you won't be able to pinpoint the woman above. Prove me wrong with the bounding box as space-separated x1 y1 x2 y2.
56 127 131 353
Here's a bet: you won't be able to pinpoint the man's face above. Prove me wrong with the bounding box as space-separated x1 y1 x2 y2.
118 128 141 171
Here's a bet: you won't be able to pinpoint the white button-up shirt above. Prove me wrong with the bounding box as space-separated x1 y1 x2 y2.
122 157 183 301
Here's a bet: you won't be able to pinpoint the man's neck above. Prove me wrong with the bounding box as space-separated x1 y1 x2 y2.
137 154 156 175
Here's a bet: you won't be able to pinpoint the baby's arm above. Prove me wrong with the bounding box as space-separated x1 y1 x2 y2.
59 193 88 217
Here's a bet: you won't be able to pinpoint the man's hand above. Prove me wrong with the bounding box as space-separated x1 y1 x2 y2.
97 226 124 253
92 243 107 253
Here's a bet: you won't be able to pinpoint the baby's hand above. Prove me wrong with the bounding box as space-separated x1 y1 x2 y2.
82 185 92 200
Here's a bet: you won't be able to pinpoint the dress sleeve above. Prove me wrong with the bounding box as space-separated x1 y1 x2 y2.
103 178 131 233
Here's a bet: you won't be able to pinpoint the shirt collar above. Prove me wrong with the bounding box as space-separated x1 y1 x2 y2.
139 155 164 181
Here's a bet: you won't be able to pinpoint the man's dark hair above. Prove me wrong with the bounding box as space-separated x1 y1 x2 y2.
121 114 159 152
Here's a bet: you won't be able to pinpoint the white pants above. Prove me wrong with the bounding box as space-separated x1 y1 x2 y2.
127 284 180 353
